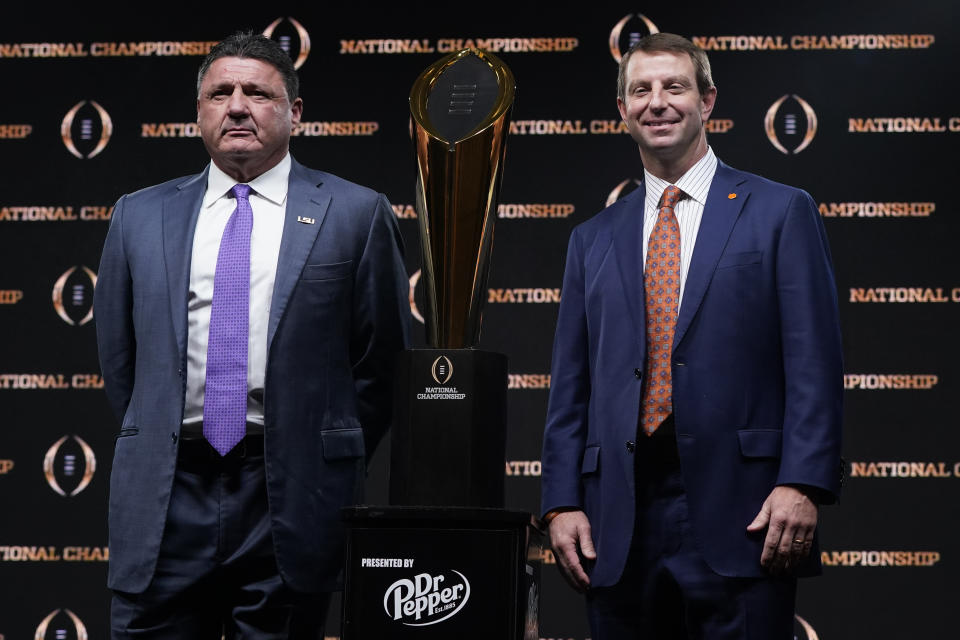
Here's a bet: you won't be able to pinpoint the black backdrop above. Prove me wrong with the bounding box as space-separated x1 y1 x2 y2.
2 2 958 638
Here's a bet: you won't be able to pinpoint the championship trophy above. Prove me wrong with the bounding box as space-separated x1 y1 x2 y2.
342 51 540 640
390 48 516 507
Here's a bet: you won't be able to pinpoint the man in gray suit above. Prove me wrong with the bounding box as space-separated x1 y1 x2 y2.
94 31 410 638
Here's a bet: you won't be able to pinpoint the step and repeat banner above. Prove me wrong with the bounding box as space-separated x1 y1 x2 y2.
1 2 957 638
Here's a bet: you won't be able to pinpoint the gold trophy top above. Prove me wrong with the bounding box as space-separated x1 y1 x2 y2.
409 49 515 349
410 48 515 148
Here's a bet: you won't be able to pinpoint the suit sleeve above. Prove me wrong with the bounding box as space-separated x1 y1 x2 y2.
541 229 591 516
774 189 844 501
93 195 136 425
350 193 411 461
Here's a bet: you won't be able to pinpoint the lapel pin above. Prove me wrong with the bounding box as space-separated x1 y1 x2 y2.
297 216 315 225
728 193 737 199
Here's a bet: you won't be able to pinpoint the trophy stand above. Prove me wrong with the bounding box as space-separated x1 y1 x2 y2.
391 348 506 506
341 49 541 639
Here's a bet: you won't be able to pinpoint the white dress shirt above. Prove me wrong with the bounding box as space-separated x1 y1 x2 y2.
182 154 291 431
641 146 718 312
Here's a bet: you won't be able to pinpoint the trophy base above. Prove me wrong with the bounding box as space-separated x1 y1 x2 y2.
390 348 507 507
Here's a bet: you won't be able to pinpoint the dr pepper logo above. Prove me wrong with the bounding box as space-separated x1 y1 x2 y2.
383 570 471 626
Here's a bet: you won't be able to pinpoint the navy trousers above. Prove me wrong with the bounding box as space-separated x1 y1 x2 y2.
586 419 796 639
110 436 330 639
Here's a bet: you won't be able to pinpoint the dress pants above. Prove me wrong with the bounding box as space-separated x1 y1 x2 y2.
111 436 330 639
586 417 796 639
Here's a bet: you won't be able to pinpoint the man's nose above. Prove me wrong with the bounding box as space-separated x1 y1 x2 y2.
226 88 249 115
648 87 667 111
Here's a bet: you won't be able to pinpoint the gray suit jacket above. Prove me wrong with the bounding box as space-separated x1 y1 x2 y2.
94 157 410 593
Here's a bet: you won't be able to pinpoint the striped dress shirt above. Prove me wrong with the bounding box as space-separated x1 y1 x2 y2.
641 146 718 312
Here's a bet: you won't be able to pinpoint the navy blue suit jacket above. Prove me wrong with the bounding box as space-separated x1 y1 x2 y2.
541 162 843 587
94 158 410 594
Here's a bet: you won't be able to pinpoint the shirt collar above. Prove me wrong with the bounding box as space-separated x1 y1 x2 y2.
202 153 292 209
643 146 717 210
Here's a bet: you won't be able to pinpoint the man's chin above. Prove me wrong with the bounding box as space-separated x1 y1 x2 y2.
218 133 259 147
639 136 680 152
217 143 262 158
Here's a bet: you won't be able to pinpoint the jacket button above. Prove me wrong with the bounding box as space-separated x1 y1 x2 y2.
625 441 636 453
171 432 178 443
634 368 642 379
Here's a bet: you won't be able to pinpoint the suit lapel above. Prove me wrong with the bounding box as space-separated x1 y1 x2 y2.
611 185 648 355
162 170 207 364
673 163 748 350
267 159 331 350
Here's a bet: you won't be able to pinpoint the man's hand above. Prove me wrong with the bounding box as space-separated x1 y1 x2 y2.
746 485 818 575
547 510 597 592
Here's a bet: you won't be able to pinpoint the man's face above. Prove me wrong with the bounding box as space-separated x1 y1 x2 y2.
617 51 716 167
197 56 302 179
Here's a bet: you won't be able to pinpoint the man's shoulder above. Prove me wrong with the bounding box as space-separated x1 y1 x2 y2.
120 171 206 204
718 163 812 202
290 160 381 206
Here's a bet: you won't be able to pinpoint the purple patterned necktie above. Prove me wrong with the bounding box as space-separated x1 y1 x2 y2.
203 183 252 455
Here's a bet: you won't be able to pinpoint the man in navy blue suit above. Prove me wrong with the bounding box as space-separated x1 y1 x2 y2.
95 32 409 638
541 33 842 638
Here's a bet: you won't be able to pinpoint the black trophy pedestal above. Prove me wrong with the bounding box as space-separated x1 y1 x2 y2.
341 506 541 639
390 348 507 507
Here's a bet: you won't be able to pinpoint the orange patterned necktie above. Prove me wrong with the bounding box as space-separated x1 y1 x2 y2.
640 185 683 435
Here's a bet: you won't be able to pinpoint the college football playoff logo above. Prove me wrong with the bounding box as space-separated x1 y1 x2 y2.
263 17 311 69
52 266 97 326
431 356 453 385
61 101 112 159
44 435 97 497
34 608 89 640
609 13 660 62
765 94 818 154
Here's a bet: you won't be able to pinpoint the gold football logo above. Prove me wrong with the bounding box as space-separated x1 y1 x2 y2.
263 17 311 69
609 13 660 62
44 435 96 497
61 101 112 159
431 355 454 385
765 94 818 154
34 608 88 640
52 265 97 326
